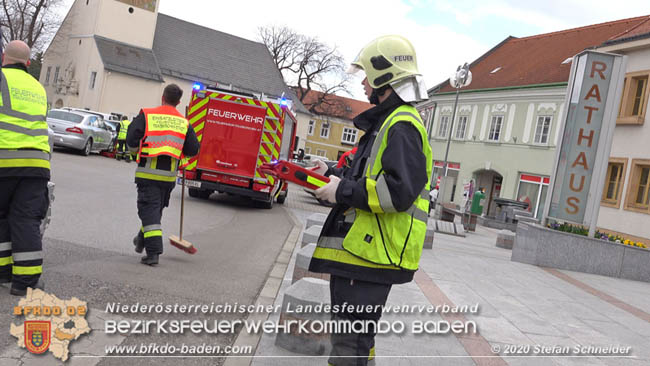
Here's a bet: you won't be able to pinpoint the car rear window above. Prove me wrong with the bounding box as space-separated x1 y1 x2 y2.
48 110 84 124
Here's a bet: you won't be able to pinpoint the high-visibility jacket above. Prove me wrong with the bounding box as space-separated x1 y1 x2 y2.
312 105 432 272
0 68 50 170
138 106 188 160
135 105 189 183
118 119 130 140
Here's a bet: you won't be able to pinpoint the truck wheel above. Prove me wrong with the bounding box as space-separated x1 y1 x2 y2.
189 189 212 199
276 192 287 204
198 190 212 199
255 197 273 209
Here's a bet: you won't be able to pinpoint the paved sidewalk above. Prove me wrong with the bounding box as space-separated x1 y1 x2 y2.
250 187 650 366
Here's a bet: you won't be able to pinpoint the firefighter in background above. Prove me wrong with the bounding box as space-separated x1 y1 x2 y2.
336 146 357 169
127 84 199 265
310 35 432 365
115 115 131 162
0 41 50 296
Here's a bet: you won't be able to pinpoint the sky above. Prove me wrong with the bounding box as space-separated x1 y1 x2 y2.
60 0 650 100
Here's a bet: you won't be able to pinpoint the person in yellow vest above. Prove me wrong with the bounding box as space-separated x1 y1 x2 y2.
310 35 432 366
127 84 199 265
0 40 50 296
115 115 131 162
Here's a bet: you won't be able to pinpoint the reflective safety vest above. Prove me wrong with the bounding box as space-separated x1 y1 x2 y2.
0 68 50 170
135 105 188 183
118 119 130 140
313 105 433 271
138 106 188 160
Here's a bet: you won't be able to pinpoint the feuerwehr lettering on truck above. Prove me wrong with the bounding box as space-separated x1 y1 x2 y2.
207 108 264 125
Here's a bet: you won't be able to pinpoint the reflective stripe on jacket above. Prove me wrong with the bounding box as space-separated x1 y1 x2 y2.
118 119 130 140
0 68 50 170
139 106 189 160
135 106 188 183
312 105 432 272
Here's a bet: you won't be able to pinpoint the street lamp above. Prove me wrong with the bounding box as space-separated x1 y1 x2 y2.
442 63 472 177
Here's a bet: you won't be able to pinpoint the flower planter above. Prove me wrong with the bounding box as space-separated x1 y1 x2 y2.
511 222 650 283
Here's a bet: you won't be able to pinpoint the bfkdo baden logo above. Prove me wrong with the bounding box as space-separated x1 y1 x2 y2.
24 320 51 354
10 288 91 362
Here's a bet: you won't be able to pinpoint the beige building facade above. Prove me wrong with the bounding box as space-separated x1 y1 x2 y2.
297 90 371 162
597 26 650 242
40 0 304 120
304 116 360 161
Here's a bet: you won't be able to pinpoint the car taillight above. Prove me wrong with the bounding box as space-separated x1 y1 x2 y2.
65 127 83 134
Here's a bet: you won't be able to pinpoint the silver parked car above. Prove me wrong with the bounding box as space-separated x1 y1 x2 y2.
47 109 114 155
65 108 120 149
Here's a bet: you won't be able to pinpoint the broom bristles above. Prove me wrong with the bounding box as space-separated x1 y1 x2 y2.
169 235 197 254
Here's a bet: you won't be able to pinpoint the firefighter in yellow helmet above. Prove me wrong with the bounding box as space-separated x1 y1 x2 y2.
0 40 50 296
310 35 432 365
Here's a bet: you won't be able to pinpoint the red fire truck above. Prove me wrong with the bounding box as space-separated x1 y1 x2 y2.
180 87 297 208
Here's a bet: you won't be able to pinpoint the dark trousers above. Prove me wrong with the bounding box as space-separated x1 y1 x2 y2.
329 275 392 366
136 184 173 256
116 140 129 160
0 178 48 289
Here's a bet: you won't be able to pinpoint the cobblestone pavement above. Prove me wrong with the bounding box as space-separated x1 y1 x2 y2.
251 186 650 366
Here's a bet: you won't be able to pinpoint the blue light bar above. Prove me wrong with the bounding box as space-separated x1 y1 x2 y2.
193 82 203 90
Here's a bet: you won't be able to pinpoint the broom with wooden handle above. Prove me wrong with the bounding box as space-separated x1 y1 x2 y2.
169 168 197 254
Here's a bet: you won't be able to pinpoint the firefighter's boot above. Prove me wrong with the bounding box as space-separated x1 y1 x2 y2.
10 280 44 297
133 234 144 253
140 254 159 266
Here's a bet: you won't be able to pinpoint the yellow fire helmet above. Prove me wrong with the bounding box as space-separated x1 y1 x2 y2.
349 35 427 102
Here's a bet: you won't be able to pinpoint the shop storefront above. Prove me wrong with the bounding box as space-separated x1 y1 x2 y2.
433 161 460 201
516 173 550 218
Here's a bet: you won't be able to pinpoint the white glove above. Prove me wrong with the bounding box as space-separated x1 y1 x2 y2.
315 175 340 204
312 159 328 175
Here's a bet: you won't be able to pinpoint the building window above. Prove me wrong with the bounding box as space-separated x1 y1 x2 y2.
45 66 52 84
516 174 550 218
341 127 357 145
304 146 311 154
437 115 449 138
617 70 649 125
54 66 60 84
316 149 327 157
320 122 330 139
601 158 627 208
534 116 552 144
625 159 650 213
488 115 503 141
455 116 468 139
307 120 315 135
89 71 97 90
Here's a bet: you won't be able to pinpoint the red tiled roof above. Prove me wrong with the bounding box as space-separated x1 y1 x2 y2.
436 15 650 94
607 16 650 43
293 88 372 120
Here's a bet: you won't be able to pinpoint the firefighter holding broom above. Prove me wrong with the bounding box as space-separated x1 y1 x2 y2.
127 84 200 266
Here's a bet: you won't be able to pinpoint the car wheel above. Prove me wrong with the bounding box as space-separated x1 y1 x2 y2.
188 188 200 198
82 139 92 156
276 191 287 204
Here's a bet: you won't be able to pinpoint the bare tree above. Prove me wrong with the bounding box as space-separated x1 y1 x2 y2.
259 25 351 114
1 0 65 53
